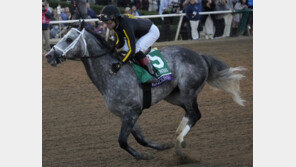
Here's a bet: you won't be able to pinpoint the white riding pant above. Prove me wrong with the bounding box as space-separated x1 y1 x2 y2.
123 24 160 53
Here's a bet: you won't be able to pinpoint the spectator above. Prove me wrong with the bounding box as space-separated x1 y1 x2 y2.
86 3 98 18
222 0 234 37
185 0 200 40
247 0 253 35
159 0 174 41
50 25 60 39
180 0 187 10
197 0 203 12
65 7 72 20
148 0 154 11
60 8 68 20
153 0 158 11
213 0 226 38
237 0 249 36
232 0 244 36
57 4 61 15
42 2 52 52
125 7 131 14
180 0 192 40
142 0 150 10
131 5 141 16
248 0 253 8
196 0 203 35
135 0 142 9
201 0 215 39
44 1 53 14
52 9 60 21
159 0 170 17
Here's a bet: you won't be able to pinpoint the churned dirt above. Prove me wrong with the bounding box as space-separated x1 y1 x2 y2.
43 37 253 167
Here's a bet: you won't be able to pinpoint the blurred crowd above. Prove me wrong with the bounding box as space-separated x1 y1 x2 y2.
164 0 253 41
42 0 253 52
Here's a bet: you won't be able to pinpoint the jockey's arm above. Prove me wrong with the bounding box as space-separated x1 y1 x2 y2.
121 27 136 63
114 31 124 49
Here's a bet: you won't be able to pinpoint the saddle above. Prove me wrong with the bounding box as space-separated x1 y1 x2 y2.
114 48 174 110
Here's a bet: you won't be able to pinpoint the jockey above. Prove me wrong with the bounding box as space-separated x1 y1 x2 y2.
99 5 160 81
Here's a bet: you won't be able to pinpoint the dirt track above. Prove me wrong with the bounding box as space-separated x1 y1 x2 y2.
43 37 253 167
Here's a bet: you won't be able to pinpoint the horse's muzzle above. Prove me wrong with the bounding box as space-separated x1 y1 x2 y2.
45 50 58 67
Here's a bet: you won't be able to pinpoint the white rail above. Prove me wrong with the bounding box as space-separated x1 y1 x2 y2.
49 10 252 42
49 10 234 24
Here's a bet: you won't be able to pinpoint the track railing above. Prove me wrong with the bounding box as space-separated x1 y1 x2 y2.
48 9 252 42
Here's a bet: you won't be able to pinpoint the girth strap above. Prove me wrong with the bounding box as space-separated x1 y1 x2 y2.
142 83 152 110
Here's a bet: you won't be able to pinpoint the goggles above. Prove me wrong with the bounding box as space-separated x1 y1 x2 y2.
103 20 113 24
99 14 112 22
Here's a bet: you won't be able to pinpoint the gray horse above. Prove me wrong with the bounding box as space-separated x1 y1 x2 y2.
45 24 246 160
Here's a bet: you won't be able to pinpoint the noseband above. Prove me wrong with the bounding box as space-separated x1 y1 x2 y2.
53 28 89 58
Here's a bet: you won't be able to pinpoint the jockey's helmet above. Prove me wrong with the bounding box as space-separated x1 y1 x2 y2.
100 5 121 22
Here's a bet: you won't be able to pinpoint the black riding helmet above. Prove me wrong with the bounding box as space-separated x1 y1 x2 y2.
99 5 121 22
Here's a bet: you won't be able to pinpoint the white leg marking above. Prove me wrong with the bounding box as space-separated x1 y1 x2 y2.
176 117 189 134
177 125 191 143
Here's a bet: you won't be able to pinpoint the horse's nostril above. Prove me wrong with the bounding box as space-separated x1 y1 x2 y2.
45 51 54 59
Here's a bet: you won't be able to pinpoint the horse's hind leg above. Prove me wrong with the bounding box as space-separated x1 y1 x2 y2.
176 99 201 148
118 110 154 160
176 116 189 135
131 122 174 151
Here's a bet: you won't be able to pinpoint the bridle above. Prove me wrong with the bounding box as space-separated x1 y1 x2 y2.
53 28 89 58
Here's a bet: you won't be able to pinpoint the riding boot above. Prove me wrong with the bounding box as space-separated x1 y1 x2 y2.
145 62 158 83
137 51 158 83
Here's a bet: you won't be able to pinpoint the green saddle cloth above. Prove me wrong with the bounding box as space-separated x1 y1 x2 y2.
131 48 173 86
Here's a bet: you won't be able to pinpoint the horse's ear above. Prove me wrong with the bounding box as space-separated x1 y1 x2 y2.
77 22 81 30
80 20 85 31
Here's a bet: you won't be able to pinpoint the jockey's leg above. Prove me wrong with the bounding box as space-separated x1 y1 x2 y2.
134 24 160 83
135 51 158 83
137 52 156 75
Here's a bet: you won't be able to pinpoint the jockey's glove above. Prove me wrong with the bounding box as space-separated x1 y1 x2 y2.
111 62 122 73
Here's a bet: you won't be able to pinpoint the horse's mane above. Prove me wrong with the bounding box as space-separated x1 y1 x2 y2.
84 27 113 51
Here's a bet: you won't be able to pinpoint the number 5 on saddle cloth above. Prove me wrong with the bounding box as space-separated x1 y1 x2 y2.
131 48 174 87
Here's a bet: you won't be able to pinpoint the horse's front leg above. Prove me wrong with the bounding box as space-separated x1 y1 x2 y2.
118 109 154 160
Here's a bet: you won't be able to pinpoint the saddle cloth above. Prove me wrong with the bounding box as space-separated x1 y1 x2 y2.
131 48 174 87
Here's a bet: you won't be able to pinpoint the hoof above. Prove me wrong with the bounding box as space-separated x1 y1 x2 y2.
175 149 195 163
175 148 186 159
136 153 154 160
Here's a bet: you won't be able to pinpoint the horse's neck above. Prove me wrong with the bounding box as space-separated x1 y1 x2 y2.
81 32 115 95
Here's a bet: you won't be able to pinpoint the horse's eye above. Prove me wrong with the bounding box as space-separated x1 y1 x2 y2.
66 38 73 43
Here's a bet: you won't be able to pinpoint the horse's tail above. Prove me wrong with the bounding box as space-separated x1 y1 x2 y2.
201 55 247 106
